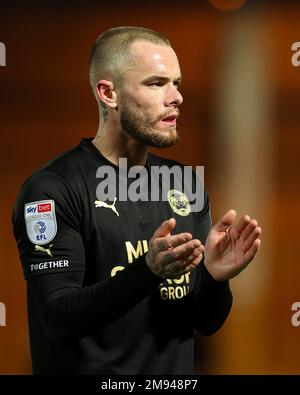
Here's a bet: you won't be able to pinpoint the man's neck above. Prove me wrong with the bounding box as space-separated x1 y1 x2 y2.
92 126 148 168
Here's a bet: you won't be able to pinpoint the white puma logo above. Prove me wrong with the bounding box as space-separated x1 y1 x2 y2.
94 197 119 217
35 244 53 257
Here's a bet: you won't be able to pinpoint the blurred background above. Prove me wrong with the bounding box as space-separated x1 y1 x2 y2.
0 0 299 374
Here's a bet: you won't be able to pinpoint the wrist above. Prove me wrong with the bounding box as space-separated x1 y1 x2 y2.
203 259 229 282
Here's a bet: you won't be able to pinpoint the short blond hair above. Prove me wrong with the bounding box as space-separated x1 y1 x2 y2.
89 26 171 97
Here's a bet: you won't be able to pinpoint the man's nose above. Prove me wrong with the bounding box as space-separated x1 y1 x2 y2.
166 85 183 107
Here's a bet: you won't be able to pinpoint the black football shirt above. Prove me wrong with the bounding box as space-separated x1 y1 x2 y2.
12 138 232 374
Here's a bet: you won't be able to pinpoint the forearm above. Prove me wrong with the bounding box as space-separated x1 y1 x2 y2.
192 260 233 336
30 256 161 345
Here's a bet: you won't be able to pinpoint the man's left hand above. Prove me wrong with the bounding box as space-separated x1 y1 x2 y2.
204 210 261 281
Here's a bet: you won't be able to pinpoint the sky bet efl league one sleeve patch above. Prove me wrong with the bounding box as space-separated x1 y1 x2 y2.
24 200 57 245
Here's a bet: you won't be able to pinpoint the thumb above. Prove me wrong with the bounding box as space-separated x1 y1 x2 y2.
213 209 237 232
152 218 176 239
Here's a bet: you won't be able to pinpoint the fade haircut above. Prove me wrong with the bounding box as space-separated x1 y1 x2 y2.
88 26 171 102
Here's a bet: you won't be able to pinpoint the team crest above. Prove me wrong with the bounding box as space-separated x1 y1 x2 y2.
24 200 57 245
167 190 191 216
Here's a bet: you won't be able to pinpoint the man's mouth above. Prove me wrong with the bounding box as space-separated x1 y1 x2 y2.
160 113 178 125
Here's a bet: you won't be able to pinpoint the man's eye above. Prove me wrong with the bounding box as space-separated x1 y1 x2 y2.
149 81 163 87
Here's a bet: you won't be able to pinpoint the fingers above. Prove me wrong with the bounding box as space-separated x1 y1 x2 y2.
155 232 193 251
233 215 261 241
242 225 261 252
234 214 251 234
152 218 176 239
183 248 204 272
213 209 237 232
160 239 203 264
147 218 204 278
164 246 204 275
240 218 257 239
214 211 261 239
243 238 261 263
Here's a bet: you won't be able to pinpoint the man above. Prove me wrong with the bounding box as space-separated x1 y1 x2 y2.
13 26 261 375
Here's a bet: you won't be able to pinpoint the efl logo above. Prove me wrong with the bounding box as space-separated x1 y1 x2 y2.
0 42 5 67
0 302 6 326
291 302 300 327
291 42 300 67
38 203 51 213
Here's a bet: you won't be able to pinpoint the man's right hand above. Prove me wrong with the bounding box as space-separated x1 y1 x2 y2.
145 218 204 279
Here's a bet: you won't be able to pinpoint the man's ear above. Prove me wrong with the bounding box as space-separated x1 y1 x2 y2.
95 80 117 109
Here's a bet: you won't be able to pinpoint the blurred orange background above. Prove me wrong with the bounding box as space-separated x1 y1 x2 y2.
0 1 299 374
